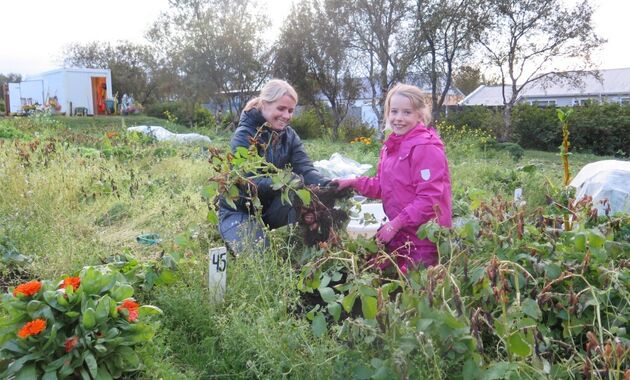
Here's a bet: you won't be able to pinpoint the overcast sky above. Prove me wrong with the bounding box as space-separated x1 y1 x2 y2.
0 0 628 77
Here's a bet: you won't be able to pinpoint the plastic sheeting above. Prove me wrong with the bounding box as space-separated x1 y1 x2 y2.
314 153 372 179
127 126 212 145
569 160 630 216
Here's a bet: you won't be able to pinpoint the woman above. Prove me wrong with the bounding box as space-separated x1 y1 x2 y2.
334 83 452 272
218 79 329 253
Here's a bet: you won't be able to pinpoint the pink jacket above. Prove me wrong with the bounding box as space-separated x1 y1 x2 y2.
353 124 452 268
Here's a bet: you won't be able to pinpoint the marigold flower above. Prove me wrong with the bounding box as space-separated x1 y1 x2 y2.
60 276 81 290
17 319 47 338
117 299 140 322
65 336 79 352
13 280 42 297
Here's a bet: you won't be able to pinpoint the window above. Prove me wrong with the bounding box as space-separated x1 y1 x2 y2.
531 100 556 107
620 97 630 105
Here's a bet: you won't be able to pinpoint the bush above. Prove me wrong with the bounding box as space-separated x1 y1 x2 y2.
339 117 376 142
291 108 329 139
0 267 162 379
512 104 562 150
568 102 630 156
0 99 5 114
485 141 525 162
443 106 503 137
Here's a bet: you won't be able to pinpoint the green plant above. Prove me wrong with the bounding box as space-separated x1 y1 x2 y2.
0 266 162 379
291 108 329 139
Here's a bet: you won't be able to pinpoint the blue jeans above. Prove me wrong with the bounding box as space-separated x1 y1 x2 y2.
218 195 297 254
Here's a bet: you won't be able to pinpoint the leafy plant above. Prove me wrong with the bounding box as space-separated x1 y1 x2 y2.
0 267 162 379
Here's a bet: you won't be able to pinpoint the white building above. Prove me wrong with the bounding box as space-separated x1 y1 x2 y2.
6 68 113 115
460 68 630 107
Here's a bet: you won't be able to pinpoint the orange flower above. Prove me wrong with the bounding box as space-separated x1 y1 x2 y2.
17 319 47 338
65 336 79 352
13 280 42 297
60 276 81 290
117 299 140 322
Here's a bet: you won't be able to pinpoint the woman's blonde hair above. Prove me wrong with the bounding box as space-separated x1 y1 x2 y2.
383 83 432 128
243 79 298 112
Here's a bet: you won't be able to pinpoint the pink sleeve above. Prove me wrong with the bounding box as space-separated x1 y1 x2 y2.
352 152 383 199
397 144 450 227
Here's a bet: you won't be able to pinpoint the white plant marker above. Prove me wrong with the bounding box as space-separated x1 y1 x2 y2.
208 246 227 303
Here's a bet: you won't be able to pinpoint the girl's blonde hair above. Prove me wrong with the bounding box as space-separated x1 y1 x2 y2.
243 79 298 112
383 83 432 128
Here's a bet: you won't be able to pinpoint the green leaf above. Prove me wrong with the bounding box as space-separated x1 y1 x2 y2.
312 313 327 337
84 352 98 379
483 361 517 380
462 357 481 380
588 230 606 249
94 366 113 380
15 363 37 380
361 295 377 319
318 287 337 304
82 308 96 329
26 300 43 313
508 332 532 358
544 263 562 280
116 346 140 369
341 292 357 313
138 305 163 317
327 303 342 322
206 209 219 225
95 296 112 323
42 371 59 380
296 189 311 206
110 284 134 302
201 183 219 200
156 269 178 286
521 298 541 320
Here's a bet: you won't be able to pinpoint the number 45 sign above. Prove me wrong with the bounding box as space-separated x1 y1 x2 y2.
208 247 227 303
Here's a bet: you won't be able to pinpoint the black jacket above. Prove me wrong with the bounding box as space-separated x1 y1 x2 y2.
220 108 328 212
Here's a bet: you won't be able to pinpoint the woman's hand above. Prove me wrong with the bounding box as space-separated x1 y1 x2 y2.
331 178 357 191
375 218 403 244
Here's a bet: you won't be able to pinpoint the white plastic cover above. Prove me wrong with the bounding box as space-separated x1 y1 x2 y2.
313 152 372 179
127 126 212 145
569 160 630 216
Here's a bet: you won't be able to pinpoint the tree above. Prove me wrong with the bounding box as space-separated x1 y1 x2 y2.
453 66 483 95
63 42 161 104
345 0 415 130
275 0 360 138
413 0 490 123
147 0 271 121
479 0 603 140
0 73 22 104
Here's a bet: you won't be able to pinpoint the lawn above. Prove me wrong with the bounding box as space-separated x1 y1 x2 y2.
0 114 628 379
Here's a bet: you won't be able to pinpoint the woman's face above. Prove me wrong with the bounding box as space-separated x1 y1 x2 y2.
261 94 296 131
387 94 423 135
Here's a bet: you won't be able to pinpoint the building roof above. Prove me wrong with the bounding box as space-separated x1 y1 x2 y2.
459 67 630 106
459 85 511 106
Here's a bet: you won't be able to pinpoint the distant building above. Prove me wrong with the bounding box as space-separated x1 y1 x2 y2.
323 75 465 129
460 67 630 107
6 68 113 115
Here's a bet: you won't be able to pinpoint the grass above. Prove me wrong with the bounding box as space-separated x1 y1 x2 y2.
0 115 625 379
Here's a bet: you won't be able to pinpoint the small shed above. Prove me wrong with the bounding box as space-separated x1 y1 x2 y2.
6 68 113 116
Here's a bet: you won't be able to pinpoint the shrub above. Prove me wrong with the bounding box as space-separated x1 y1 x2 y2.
568 102 630 156
512 104 562 150
485 141 525 162
0 99 5 113
291 108 329 139
443 106 503 137
0 267 162 379
339 117 376 142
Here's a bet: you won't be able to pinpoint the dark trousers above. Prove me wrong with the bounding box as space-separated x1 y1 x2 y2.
218 196 297 254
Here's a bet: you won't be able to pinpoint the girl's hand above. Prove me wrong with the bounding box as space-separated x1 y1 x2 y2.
331 178 357 191
375 218 403 244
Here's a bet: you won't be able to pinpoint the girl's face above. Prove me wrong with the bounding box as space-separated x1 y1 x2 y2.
261 94 296 131
387 94 424 135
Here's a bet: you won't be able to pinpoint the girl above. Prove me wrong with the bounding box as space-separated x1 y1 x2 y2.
334 83 452 272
